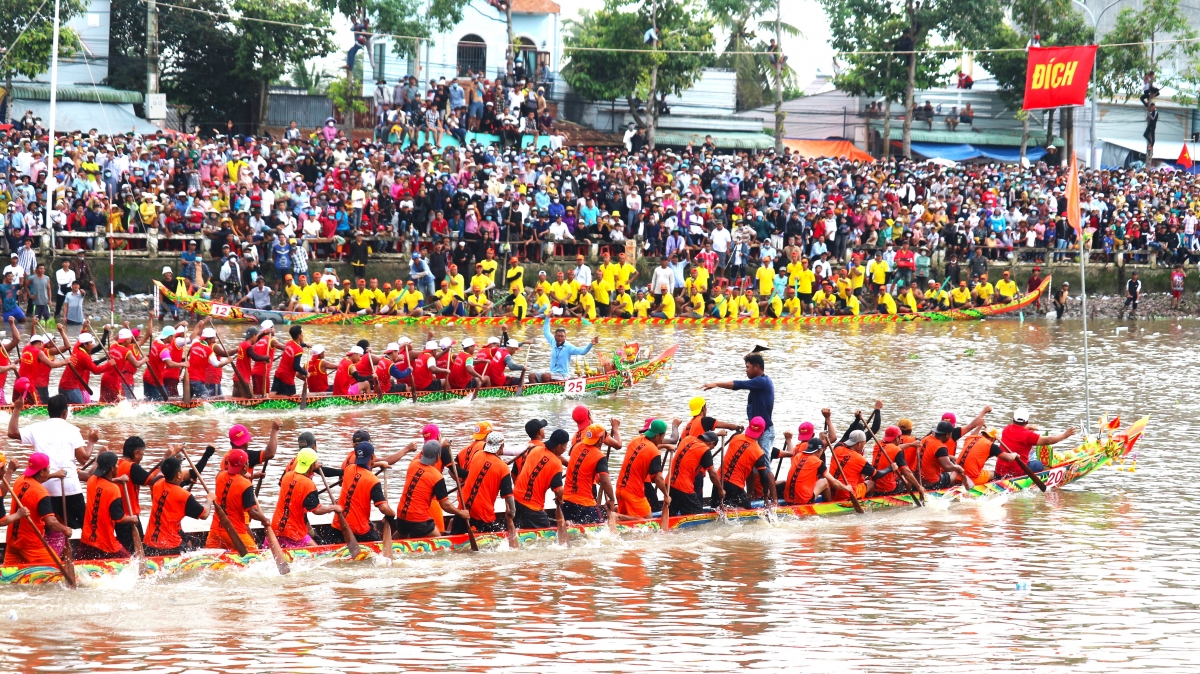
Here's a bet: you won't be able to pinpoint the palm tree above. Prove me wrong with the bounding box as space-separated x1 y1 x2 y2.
290 58 330 95
710 0 800 111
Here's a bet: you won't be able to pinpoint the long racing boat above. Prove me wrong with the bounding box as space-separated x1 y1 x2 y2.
1 346 676 418
156 276 1051 327
0 416 1146 586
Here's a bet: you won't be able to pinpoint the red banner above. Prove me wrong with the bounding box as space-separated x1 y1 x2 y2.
1022 45 1097 110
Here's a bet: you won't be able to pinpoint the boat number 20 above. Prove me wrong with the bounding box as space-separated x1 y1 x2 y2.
563 379 587 395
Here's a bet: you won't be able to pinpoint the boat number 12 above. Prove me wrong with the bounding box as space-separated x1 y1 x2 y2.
563 378 587 395
210 304 232 318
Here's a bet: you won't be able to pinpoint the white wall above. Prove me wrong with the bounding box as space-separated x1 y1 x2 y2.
28 0 110 87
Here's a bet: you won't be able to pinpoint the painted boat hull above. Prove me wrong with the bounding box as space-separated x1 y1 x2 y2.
0 346 676 418
0 419 1145 586
156 276 1051 327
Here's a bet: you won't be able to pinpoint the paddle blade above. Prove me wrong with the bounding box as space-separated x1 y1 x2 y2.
380 518 393 560
263 528 291 575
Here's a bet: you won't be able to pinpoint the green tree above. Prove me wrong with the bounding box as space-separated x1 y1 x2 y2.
707 0 800 112
0 0 86 122
232 0 333 133
290 59 331 95
1094 0 1199 102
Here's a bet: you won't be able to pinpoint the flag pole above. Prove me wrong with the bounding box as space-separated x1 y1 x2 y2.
1068 149 1091 432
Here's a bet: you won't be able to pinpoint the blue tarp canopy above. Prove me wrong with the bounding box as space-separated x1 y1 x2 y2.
908 142 1047 163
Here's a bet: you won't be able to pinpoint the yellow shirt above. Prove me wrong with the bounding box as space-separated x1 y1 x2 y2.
349 288 375 310
513 293 528 318
786 261 806 287
470 273 492 292
900 289 918 313
975 282 994 301
877 292 897 315
768 295 783 317
812 289 833 309
685 276 707 295
325 288 344 305
580 292 597 320
535 280 551 296
506 266 525 295
383 289 402 308
479 259 498 283
755 265 775 296
845 295 861 316
447 273 466 299
616 263 637 286
550 281 571 303
633 297 652 318
713 294 731 318
694 266 710 289
615 292 634 314
739 296 759 317
436 289 458 306
795 269 815 294
294 284 319 308
996 279 1017 299
399 289 424 312
593 277 612 305
950 287 972 305
566 280 581 303
867 259 888 284
835 277 852 301
601 263 621 286
468 292 490 312
783 296 801 315
849 266 865 290
534 292 552 312
690 292 705 314
659 293 676 319
285 282 302 301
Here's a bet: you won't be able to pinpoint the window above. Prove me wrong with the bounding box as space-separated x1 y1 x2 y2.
373 43 386 81
457 35 487 76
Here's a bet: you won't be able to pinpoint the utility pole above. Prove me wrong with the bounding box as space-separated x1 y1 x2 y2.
146 0 158 96
773 0 783 153
647 0 659 149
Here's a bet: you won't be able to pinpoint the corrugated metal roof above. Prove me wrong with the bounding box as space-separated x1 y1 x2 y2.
654 131 773 150
869 124 1065 148
11 83 143 104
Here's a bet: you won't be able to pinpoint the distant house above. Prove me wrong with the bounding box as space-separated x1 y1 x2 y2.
363 0 562 91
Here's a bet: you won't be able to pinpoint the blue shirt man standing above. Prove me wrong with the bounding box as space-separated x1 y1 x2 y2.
535 314 597 382
702 351 776 452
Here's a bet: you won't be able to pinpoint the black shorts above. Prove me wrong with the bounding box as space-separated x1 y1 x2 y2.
450 516 507 534
513 501 552 529
395 518 436 539
716 482 751 509
271 378 297 396
923 473 952 490
75 541 128 561
669 488 706 516
596 302 610 316
420 381 444 392
561 500 605 524
51 492 86 529
144 544 183 557
799 292 813 305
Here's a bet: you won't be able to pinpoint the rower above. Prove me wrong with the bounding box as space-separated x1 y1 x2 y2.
615 419 671 518
58 332 110 404
393 441 469 539
232 327 260 398
454 422 492 478
205 326 231 397
569 405 622 449
271 325 307 397
410 340 449 392
512 428 569 529
114 436 171 554
144 455 210 555
77 451 140 560
868 426 923 497
21 333 67 403
448 338 484 390
453 432 517 535
956 430 1018 487
307 345 330 393
250 320 285 396
333 345 374 395
434 337 454 385
668 430 723 516
828 430 876 501
682 396 742 439
100 327 146 402
533 315 598 383
561 423 617 524
145 326 184 401
205 448 268 552
164 333 187 398
995 408 1077 479
3 452 71 566
718 416 777 509
485 339 527 386
915 421 973 490
331 442 396 543
778 436 838 505
512 418 548 477
386 338 415 392
187 327 229 399
0 316 19 404
271 448 342 548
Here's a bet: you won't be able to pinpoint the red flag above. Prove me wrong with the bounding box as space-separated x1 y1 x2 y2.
1066 151 1081 235
1179 144 1193 169
1023 46 1098 111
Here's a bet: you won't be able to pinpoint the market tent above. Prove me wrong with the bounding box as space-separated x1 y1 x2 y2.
783 138 874 161
907 142 1048 163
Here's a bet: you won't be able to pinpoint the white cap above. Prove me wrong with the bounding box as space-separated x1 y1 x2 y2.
1012 408 1030 423
348 346 365 355
201 327 217 338
461 337 476 348
397 336 412 346
312 345 325 355
260 320 274 330
486 336 500 345
439 337 453 349
385 342 399 352
29 334 45 342
77 333 94 344
118 328 133 340
424 340 439 350
162 266 173 274
174 337 187 347
506 340 520 348
551 306 563 316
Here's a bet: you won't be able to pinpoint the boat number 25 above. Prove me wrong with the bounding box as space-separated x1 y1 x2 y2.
563 378 587 395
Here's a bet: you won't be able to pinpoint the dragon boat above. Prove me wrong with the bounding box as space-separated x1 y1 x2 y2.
0 346 676 418
0 416 1145 586
155 276 1051 327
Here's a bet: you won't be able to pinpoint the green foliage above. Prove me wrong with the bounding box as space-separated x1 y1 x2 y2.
290 59 331 94
232 0 332 86
973 0 1088 110
1094 0 1199 102
821 1 939 103
707 0 800 111
0 0 86 81
316 0 470 59
327 76 368 116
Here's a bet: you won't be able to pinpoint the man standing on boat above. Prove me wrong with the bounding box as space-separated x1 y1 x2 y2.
995 409 1076 480
532 315 598 383
701 351 776 453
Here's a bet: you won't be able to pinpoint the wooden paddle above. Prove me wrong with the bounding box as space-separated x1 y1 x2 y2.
316 468 362 557
55 478 79 588
179 447 248 556
515 344 531 396
659 448 674 532
858 414 922 507
829 444 865 514
299 377 309 410
261 525 291 575
380 467 393 560
119 482 148 575
43 322 94 398
0 468 75 587
982 431 1047 492
404 344 419 403
445 468 478 552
